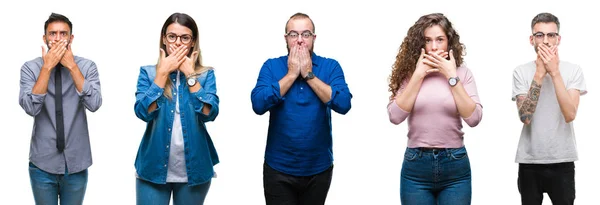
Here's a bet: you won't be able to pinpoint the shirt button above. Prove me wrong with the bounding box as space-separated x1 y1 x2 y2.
164 164 167 167
168 128 171 131
171 110 174 113
174 93 177 96
199 97 203 100
301 87 303 90
166 145 169 148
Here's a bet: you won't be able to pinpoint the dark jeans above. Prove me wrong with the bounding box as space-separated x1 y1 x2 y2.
263 162 333 205
518 162 575 205
400 147 472 205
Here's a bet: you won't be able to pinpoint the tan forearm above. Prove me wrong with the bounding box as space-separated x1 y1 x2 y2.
68 65 85 92
31 67 52 95
550 71 578 122
517 79 542 124
306 77 332 103
278 74 296 96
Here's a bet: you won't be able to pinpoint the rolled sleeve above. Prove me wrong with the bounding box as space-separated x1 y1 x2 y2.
325 61 352 114
134 67 164 122
77 60 102 112
19 62 46 116
190 69 219 122
31 92 46 103
251 61 284 115
76 80 92 96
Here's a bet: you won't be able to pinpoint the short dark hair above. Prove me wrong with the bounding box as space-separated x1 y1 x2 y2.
44 13 72 34
531 12 559 32
285 12 315 33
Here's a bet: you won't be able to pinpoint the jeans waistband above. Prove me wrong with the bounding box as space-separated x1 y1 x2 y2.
414 147 464 153
519 162 574 169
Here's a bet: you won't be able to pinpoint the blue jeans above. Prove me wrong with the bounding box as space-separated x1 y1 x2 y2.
29 162 88 205
400 147 471 205
136 178 211 205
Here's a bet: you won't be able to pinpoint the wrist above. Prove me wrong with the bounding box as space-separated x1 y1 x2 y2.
412 72 425 81
446 71 457 79
549 70 561 78
67 64 80 73
41 65 53 73
157 68 170 77
287 67 298 76
302 69 313 77
534 70 546 80
285 73 297 80
182 67 196 77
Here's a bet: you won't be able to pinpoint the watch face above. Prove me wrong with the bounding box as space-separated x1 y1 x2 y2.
305 72 315 80
449 78 457 86
187 78 196 86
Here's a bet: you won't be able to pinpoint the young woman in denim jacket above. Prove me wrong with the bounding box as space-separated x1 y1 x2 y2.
133 12 219 205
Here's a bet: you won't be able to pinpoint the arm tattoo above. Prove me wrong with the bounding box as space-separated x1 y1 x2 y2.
517 80 542 124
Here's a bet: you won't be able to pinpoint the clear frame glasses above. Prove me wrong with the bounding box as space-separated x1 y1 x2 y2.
533 32 559 41
285 31 314 39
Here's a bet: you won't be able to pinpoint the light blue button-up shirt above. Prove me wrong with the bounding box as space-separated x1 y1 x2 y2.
19 56 102 175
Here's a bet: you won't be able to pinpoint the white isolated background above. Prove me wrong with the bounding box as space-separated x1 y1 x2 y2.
0 0 597 204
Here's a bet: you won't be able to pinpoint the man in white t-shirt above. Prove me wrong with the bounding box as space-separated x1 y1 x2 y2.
512 12 587 205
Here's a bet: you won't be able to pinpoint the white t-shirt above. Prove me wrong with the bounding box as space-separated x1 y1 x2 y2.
166 71 188 182
511 60 587 164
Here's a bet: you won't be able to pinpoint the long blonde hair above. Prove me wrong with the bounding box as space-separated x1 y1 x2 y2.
157 13 212 99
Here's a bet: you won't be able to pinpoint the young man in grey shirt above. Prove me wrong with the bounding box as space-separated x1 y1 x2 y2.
512 12 587 205
19 13 102 205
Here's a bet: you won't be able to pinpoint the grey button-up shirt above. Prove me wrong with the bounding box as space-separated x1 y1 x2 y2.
19 56 102 174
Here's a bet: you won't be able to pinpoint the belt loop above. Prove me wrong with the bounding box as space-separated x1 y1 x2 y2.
418 148 423 158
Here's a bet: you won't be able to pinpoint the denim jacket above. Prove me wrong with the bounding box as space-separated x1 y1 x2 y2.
134 65 219 186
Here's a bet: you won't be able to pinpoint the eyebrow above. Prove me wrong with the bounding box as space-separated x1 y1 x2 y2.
425 35 446 39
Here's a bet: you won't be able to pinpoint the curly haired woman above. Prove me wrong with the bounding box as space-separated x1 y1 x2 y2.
387 13 483 205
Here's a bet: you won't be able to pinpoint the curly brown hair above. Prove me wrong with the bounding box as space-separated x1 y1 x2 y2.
388 13 465 100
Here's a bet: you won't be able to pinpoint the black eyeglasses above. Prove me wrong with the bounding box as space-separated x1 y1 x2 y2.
165 33 193 44
285 31 314 39
533 32 559 40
